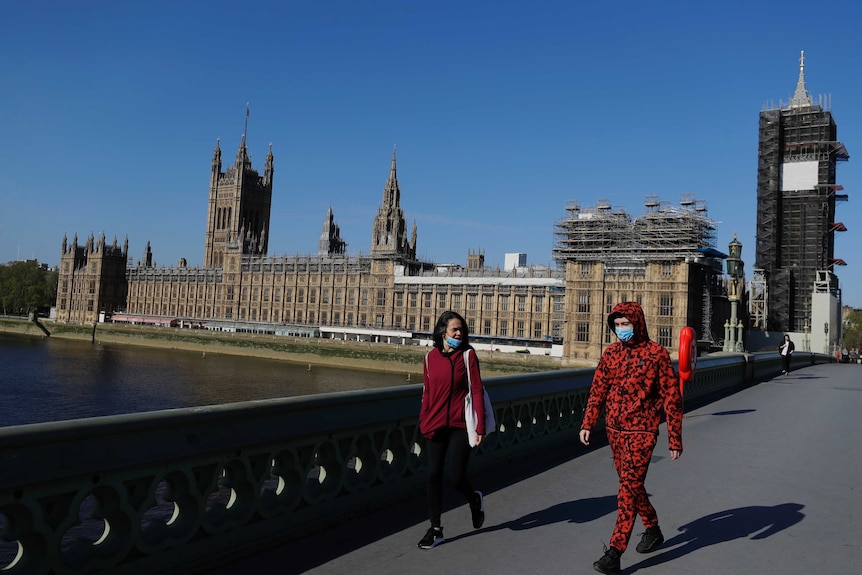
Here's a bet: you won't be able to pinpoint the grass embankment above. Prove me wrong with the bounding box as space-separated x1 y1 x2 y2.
0 317 584 376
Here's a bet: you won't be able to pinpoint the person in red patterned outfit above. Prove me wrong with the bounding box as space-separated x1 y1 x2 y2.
579 301 684 575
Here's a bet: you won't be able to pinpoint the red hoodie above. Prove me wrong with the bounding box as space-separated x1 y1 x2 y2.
581 301 683 451
420 347 486 439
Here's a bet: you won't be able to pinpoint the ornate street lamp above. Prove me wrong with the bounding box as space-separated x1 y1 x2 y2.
724 234 745 352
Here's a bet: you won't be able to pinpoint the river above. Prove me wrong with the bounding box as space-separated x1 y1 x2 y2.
0 333 416 427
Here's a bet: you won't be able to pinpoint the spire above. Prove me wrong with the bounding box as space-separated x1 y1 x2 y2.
236 105 251 168
788 50 813 109
143 241 152 267
264 142 274 185
243 102 250 144
382 145 400 209
212 138 222 165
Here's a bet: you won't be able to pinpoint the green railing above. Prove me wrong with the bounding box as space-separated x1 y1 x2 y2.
0 352 831 574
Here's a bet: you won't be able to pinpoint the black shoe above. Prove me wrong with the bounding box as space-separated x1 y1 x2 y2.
417 526 444 549
593 545 621 574
470 490 485 528
636 526 665 553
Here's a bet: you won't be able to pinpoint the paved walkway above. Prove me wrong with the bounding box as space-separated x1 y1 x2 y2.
209 363 862 574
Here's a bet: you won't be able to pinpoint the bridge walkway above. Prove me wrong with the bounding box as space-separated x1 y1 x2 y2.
208 363 861 574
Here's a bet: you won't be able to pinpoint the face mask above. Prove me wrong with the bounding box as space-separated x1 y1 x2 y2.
445 336 461 349
615 327 634 342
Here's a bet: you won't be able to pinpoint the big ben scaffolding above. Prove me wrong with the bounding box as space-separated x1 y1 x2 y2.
753 51 849 332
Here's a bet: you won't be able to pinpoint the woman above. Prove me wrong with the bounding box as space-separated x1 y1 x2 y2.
417 310 487 549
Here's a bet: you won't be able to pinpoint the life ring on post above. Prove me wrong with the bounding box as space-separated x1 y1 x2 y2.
678 326 697 393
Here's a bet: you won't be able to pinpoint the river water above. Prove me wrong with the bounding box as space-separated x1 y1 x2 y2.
0 333 416 427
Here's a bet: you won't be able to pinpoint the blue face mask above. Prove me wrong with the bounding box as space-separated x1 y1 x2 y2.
445 336 461 349
615 327 634 342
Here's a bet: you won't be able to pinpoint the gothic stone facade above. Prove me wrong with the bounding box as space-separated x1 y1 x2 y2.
56 137 723 362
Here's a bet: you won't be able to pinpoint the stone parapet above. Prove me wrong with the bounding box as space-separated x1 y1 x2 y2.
0 352 832 574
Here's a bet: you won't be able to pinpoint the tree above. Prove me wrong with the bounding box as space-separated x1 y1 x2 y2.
843 310 862 350
0 261 58 316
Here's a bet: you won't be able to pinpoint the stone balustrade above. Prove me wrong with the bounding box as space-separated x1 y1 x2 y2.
0 351 829 574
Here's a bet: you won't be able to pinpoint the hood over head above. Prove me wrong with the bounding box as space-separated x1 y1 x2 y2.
607 301 649 344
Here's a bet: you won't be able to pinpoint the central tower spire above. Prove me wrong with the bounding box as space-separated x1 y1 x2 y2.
788 50 813 109
370 146 416 261
383 145 399 209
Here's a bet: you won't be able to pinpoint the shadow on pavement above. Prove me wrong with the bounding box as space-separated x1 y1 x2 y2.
626 502 805 573
685 408 757 421
711 409 756 416
445 494 619 546
205 439 604 574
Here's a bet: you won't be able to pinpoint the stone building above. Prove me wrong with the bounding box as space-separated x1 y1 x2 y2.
552 197 729 359
55 232 128 323
55 132 728 362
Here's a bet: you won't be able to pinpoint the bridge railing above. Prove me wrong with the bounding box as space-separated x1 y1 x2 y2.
0 352 830 574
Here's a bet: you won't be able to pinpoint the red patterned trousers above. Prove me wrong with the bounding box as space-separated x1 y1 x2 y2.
607 428 659 551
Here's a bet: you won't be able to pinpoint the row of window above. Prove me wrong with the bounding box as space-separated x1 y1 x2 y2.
128 284 563 314
578 262 675 277
57 299 94 312
123 303 557 340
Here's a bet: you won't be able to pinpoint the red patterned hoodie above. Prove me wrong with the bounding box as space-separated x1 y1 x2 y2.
581 301 683 451
420 347 486 439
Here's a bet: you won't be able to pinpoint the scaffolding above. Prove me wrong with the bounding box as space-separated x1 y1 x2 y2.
754 98 848 332
749 268 768 330
552 195 726 348
552 195 717 265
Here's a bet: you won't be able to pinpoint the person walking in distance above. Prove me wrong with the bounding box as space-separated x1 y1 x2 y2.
416 310 486 549
579 302 684 575
779 334 795 375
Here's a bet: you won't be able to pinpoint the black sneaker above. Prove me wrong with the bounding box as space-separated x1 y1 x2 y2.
593 545 621 574
469 490 485 529
417 527 444 549
635 526 665 553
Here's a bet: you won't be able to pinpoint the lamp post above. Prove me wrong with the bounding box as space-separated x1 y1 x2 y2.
724 234 745 352
824 321 829 355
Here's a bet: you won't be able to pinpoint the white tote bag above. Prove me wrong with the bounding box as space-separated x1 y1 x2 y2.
463 349 496 447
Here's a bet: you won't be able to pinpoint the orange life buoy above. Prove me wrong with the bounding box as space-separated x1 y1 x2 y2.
678 326 697 392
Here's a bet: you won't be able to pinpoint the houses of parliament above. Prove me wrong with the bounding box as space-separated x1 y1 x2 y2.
55 128 729 363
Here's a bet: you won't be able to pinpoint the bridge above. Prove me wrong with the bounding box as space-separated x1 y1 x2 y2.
1 353 858 574
205 360 861 574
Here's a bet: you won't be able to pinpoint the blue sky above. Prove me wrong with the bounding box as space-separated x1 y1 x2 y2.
2 1 860 306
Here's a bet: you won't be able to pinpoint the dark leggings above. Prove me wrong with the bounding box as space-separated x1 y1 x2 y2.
782 353 791 372
426 427 474 527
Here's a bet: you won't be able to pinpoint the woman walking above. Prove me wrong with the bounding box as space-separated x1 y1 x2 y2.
417 310 487 549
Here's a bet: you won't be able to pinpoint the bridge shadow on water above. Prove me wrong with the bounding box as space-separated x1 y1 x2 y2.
625 503 806 573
